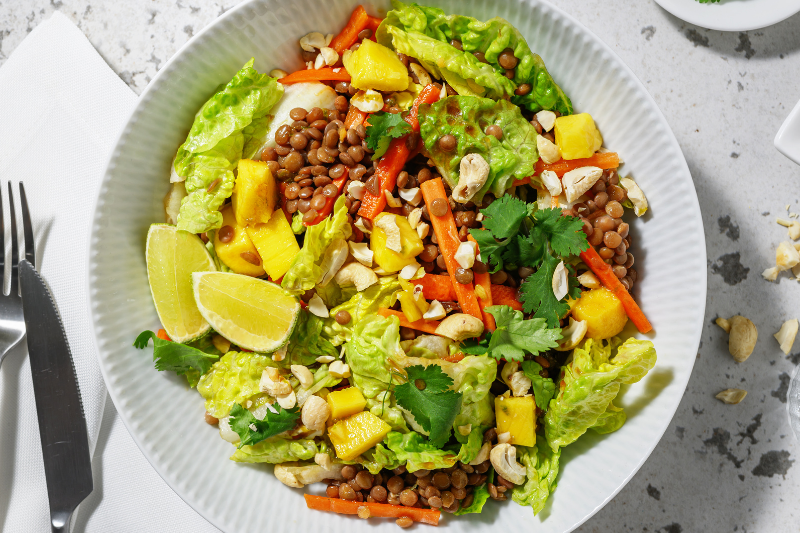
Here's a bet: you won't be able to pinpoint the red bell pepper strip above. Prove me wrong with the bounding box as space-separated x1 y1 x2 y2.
329 6 371 54
279 68 351 85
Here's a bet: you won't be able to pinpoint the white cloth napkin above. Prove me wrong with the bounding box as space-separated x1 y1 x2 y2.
0 11 136 531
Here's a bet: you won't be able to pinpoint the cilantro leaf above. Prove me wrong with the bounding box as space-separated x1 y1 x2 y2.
479 195 531 239
521 360 557 411
484 306 562 362
469 228 507 273
134 330 219 383
394 365 463 447
364 111 412 159
460 333 491 355
228 402 300 448
533 208 590 257
518 252 572 327
501 233 545 269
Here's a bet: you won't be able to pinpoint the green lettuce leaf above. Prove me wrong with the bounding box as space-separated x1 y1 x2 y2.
521 360 557 411
345 314 403 400
454 425 486 465
418 96 539 201
379 1 572 114
590 402 626 434
175 59 283 233
324 276 400 345
285 310 339 366
385 431 459 472
281 195 352 295
544 338 657 450
296 364 342 407
513 440 560 515
230 437 318 463
197 351 272 418
456 471 492 515
344 444 402 474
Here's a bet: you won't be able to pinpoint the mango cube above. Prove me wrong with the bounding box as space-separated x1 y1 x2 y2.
495 395 536 447
554 113 603 160
571 288 628 340
326 387 366 420
246 209 300 281
398 290 423 322
232 159 276 227
342 39 409 92
328 411 391 461
370 213 424 273
213 205 266 277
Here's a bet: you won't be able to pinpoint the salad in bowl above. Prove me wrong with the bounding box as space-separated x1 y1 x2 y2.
135 1 656 527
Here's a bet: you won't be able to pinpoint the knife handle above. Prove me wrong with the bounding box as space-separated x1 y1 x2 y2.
51 510 72 533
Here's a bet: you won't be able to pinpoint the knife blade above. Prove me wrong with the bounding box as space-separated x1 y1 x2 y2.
21 260 92 533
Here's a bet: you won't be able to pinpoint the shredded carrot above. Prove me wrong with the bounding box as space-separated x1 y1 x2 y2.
329 6 371 54
156 329 170 341
491 284 523 311
516 152 621 186
279 68 351 85
304 176 348 226
344 105 368 130
420 179 482 320
580 246 652 333
443 352 465 363
378 308 440 335
468 235 495 331
304 494 440 526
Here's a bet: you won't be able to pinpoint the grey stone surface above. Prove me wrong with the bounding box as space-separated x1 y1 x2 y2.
2 1 799 532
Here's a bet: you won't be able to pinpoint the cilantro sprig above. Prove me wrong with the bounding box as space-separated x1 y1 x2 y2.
228 402 300 449
518 253 582 327
521 360 557 411
364 111 412 159
134 330 219 384
394 365 462 447
460 305 561 362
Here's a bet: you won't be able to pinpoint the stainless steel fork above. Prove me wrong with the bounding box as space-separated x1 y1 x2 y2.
0 182 35 368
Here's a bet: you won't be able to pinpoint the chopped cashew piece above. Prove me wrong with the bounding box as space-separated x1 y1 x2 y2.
469 442 491 465
399 262 421 280
299 31 326 52
535 110 557 132
556 318 588 351
314 53 325 70
163 182 187 224
316 355 335 364
348 241 374 267
274 462 344 488
619 177 648 217
434 313 484 341
722 315 758 363
762 266 780 282
537 134 561 165
716 389 747 405
276 389 297 409
384 189 402 208
271 344 288 362
269 68 288 79
416 222 430 239
715 317 731 333
376 215 402 253
319 46 338 66
777 218 800 240
302 395 331 431
409 63 432 86
218 416 240 443
334 262 379 291
315 452 333 470
496 432 511 444
318 238 349 286
211 334 231 354
423 300 447 320
347 180 366 200
776 241 800 270
329 360 351 378
490 443 526 484
577 270 600 289
454 241 477 269
351 90 384 113
399 187 423 206
354 217 371 234
407 207 422 229
562 166 603 203
500 361 518 387
458 424 472 437
774 319 799 355
452 154 490 203
508 372 532 397
307 293 329 318
260 368 293 397
291 365 315 389
552 260 568 301
540 170 562 197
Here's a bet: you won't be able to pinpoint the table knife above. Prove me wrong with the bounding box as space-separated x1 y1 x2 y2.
21 260 92 533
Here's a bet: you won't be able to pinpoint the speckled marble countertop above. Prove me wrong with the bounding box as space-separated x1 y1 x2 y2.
2 1 799 532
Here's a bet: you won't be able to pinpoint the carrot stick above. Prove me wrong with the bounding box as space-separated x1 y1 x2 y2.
491 284 523 311
443 352 465 363
329 6 371 55
365 15 383 32
356 84 439 220
344 105 368 130
580 246 652 333
304 176 348 226
515 152 621 186
420 179 482 321
279 68 351 85
414 274 457 301
468 235 495 331
304 494 440 526
378 308 440 335
157 329 170 341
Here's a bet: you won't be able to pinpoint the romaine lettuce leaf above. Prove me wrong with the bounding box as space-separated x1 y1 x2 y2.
281 195 352 295
418 96 539 201
456 473 491 515
344 314 403 400
513 441 560 515
230 436 318 463
385 431 459 472
590 402 626 434
323 276 400 345
197 351 272 418
175 59 283 233
285 310 339 366
343 443 402 474
544 338 657 450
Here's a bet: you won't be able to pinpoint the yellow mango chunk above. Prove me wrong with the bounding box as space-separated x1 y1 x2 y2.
213 205 266 277
398 290 423 322
232 159 277 227
495 395 536 447
326 387 367 420
571 288 628 340
370 213 424 273
246 209 299 280
554 113 603 160
343 40 409 92
328 411 392 461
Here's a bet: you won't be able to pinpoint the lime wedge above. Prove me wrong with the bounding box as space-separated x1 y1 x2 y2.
146 224 216 343
192 271 300 352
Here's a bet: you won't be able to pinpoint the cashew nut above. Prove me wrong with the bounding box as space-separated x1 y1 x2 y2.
351 89 384 113
619 177 648 217
425 298 447 320
762 266 780 282
334 262 379 292
274 461 344 488
489 443 526 485
723 315 758 362
540 170 562 197
307 293 329 318
399 187 422 206
452 154 490 203
211 334 231 354
556 317 588 351
301 395 330 431
552 260 568 301
454 241 477 270
416 222 430 240
399 262 421 280
260 368 293 397
434 313 485 341
319 46 338 67
715 317 731 333
562 166 603 203
347 180 365 200
496 431 511 444
375 214 402 253
407 207 423 229
299 31 326 52
500 362 518 386
276 389 297 410
291 365 315 389
271 344 287 362
329 360 351 378
348 241 374 267
716 389 747 405
315 452 332 470
218 416 240 443
777 218 800 240
577 270 600 289
163 181 186 224
508 372 532 397
776 241 800 270
410 63 432 86
469 442 491 465
535 110 557 132
774 319 798 355
537 134 561 165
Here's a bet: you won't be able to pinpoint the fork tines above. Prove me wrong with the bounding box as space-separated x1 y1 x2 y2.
1 183 36 296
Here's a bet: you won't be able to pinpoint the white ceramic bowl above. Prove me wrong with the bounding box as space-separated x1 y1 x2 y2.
89 1 706 531
653 0 800 32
